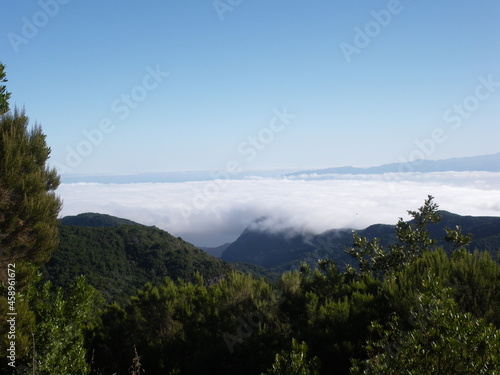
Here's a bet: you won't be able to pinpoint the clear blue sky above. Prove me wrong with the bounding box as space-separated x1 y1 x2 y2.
2 0 499 175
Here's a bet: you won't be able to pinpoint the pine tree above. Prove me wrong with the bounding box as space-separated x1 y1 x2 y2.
0 108 62 287
0 62 11 115
0 67 62 371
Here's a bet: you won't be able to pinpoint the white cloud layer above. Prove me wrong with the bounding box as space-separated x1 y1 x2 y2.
58 172 500 246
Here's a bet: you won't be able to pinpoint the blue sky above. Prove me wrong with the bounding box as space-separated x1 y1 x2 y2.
2 0 500 175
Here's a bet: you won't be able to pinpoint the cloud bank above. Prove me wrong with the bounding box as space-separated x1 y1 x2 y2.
58 172 500 246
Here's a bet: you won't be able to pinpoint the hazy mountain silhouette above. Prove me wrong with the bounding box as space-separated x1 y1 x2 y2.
286 152 500 176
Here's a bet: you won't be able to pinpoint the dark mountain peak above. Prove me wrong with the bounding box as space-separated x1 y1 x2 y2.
60 212 140 227
244 216 316 240
221 211 500 271
221 220 316 268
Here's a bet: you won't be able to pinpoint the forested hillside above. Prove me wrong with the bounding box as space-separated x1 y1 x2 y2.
43 213 235 302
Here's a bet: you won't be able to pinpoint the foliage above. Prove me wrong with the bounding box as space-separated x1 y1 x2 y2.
88 271 281 375
0 288 35 366
0 62 11 115
20 277 98 374
383 247 500 327
0 70 62 373
0 108 61 287
346 195 441 277
445 225 473 249
351 276 500 374
43 222 234 302
291 261 387 374
262 338 320 375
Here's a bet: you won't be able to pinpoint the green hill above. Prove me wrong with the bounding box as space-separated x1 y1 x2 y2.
43 213 234 302
60 212 140 227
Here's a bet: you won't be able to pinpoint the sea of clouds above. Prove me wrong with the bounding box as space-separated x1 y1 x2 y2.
58 171 500 247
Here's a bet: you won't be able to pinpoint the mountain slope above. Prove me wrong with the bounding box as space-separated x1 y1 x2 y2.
221 228 316 268
221 211 500 271
43 213 234 302
286 152 500 176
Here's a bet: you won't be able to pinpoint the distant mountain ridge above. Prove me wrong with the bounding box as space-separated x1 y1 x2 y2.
286 152 500 176
220 211 500 272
